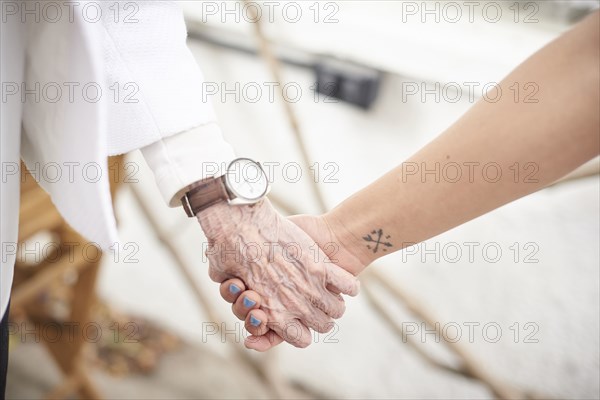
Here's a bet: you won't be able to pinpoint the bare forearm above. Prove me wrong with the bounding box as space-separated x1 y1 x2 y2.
327 12 599 274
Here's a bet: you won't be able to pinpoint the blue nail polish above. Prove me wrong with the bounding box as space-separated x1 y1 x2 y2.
243 297 256 308
250 315 261 327
229 284 241 294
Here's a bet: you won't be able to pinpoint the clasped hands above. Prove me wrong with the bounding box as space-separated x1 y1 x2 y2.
197 199 362 351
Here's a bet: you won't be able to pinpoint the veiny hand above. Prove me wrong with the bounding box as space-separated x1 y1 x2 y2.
197 199 360 349
220 213 367 351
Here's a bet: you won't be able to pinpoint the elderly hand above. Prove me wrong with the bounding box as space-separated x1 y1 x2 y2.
197 199 359 349
219 212 366 351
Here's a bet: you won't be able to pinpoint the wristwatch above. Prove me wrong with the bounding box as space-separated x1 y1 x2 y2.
181 158 270 217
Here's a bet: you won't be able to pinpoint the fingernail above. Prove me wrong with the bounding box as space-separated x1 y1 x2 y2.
229 284 241 294
243 297 256 308
250 315 261 327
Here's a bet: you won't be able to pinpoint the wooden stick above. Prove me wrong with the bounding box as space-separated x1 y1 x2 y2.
366 270 525 400
242 0 328 214
360 280 472 378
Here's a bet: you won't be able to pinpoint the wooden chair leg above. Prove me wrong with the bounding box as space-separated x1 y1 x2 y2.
17 156 125 399
43 364 102 400
36 237 103 399
44 372 80 399
77 368 103 400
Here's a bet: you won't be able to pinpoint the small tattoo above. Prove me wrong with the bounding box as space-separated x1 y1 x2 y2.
362 229 393 253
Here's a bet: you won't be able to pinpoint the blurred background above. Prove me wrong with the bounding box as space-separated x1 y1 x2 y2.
7 1 599 399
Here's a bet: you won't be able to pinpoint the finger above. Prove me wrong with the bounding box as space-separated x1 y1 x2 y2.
299 306 334 334
270 318 312 348
326 284 342 295
308 288 346 319
245 330 285 352
244 309 269 336
208 265 231 283
232 291 261 320
276 286 340 329
219 279 246 303
325 263 360 297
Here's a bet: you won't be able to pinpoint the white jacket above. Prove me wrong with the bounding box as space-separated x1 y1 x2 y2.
0 1 235 317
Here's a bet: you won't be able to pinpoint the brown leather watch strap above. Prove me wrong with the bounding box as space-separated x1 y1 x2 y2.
181 177 231 217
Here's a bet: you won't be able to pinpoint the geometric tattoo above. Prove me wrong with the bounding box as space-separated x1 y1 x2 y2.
363 229 393 253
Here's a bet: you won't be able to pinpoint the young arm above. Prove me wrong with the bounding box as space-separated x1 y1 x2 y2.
324 11 599 274
224 12 599 351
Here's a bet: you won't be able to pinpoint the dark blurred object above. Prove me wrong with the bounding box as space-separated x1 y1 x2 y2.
186 22 383 110
314 60 381 109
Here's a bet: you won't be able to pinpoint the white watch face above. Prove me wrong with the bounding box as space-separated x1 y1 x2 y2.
225 158 269 201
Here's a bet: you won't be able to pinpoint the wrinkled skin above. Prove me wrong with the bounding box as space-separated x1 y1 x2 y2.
197 199 360 348
220 212 366 351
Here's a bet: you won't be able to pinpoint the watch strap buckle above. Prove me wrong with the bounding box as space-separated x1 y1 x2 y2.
182 193 194 217
181 176 230 218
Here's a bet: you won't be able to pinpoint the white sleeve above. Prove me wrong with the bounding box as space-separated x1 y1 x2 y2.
141 123 236 207
101 1 219 155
